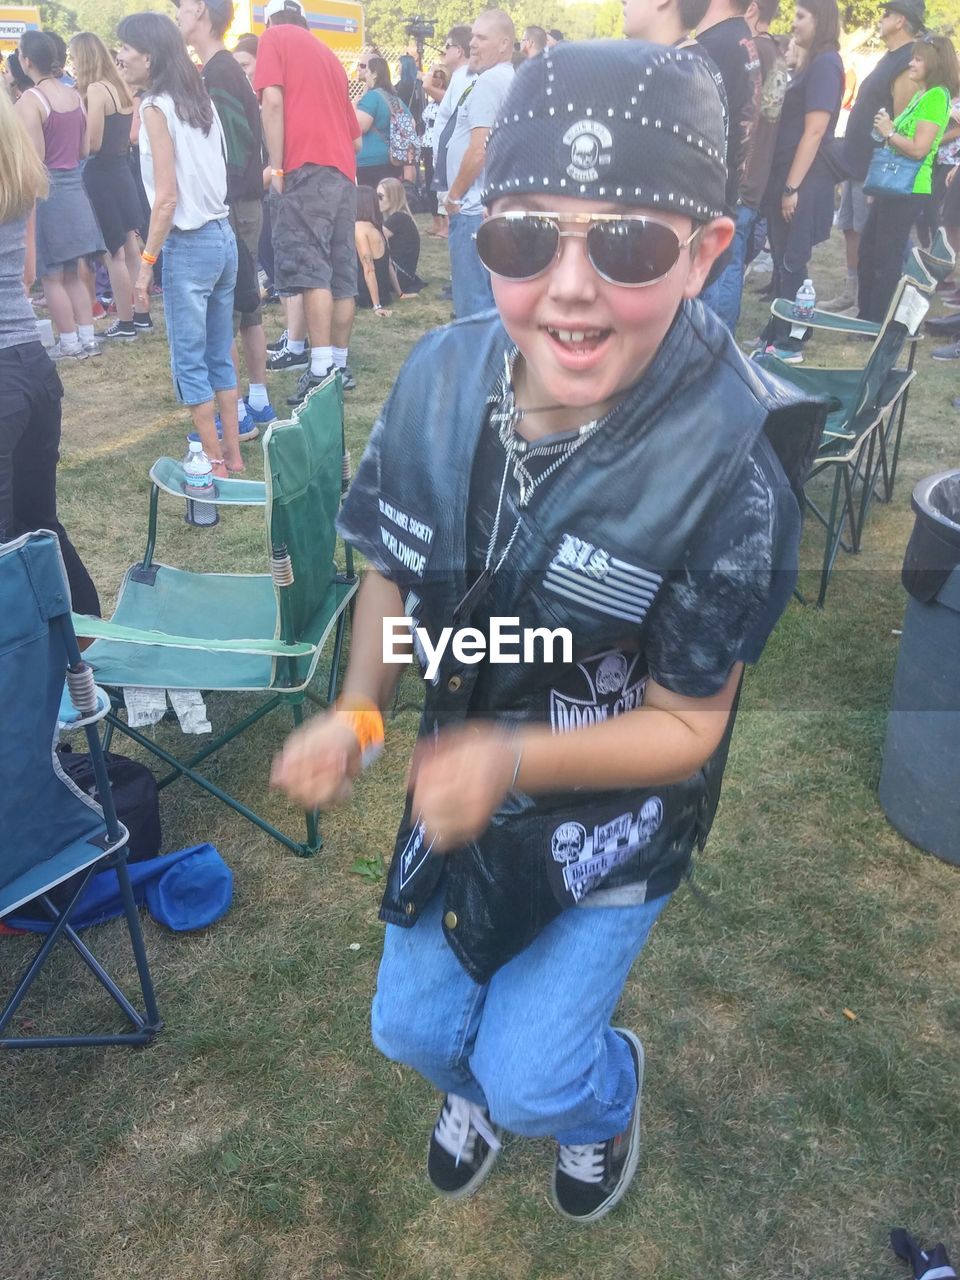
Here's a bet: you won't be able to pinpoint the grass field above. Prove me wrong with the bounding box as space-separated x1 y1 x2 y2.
3 226 960 1280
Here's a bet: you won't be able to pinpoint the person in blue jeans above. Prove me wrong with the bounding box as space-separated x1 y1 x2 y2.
442 10 515 318
274 42 822 1223
118 12 243 476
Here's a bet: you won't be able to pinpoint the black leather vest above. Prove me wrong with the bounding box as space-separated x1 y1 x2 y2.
339 301 825 982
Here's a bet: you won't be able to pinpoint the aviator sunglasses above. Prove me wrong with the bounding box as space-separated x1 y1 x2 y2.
476 211 704 288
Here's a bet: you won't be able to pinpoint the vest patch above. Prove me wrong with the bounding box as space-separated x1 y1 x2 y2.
398 819 436 890
378 499 434 578
548 798 664 903
544 534 662 624
549 650 647 733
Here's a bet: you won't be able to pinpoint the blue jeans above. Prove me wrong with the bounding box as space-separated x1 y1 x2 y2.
700 204 756 333
372 887 670 1144
162 218 238 406
448 211 494 320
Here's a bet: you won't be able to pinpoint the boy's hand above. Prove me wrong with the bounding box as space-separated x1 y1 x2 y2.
271 714 362 809
409 724 518 849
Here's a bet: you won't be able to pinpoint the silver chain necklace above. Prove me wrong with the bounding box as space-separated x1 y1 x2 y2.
484 353 601 575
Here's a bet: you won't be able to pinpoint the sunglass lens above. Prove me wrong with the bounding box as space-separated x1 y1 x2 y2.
476 216 559 280
587 219 681 285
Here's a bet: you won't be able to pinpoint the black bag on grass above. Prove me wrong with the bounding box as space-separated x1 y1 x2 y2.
40 747 162 910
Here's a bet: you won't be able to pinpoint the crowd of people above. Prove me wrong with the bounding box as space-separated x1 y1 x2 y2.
1 0 959 1229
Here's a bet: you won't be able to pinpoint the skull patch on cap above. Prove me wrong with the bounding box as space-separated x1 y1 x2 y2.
562 120 613 183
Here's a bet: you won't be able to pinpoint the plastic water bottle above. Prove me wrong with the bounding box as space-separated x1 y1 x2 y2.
182 441 219 527
793 278 816 321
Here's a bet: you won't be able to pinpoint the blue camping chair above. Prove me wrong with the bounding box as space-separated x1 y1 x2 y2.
0 530 161 1050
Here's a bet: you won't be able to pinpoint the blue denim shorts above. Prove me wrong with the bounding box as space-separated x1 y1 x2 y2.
162 218 238 406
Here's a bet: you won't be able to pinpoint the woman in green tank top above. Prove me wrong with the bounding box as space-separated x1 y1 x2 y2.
857 34 958 322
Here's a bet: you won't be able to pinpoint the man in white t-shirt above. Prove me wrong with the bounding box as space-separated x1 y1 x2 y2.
443 8 515 318
429 24 476 275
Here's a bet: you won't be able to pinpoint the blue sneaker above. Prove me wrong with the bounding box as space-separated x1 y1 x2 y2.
244 399 277 426
761 343 804 365
188 403 259 445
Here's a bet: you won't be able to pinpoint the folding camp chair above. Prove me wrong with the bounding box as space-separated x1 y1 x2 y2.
74 373 359 857
755 243 952 606
0 530 161 1050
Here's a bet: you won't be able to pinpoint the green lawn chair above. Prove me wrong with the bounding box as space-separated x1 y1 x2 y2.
74 374 359 856
756 243 950 606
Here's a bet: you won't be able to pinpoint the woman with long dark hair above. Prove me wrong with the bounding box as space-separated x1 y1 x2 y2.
2 50 33 101
15 29 106 360
355 182 393 313
70 31 150 340
355 55 399 188
759 0 844 361
117 12 242 477
0 87 100 616
859 35 958 323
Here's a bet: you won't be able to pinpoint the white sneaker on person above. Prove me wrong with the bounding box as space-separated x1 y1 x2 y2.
48 341 89 362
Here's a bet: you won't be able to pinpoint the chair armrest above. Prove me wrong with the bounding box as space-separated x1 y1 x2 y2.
58 681 111 730
149 458 267 506
72 613 315 658
770 299 880 336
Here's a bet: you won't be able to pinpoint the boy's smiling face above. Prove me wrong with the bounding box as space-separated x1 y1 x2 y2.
487 194 733 416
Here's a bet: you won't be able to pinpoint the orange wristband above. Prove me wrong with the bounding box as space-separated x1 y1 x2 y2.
141 250 158 265
334 696 384 767
272 168 285 177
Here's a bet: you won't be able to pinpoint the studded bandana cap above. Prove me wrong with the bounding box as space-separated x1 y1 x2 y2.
482 40 728 221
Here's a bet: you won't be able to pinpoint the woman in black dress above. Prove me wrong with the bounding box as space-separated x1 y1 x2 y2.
70 31 151 339
377 176 426 295
758 0 844 361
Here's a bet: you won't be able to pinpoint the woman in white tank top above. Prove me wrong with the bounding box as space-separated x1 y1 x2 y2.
117 12 243 477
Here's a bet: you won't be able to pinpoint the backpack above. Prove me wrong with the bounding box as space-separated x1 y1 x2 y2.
38 747 163 910
380 90 421 167
408 77 427 136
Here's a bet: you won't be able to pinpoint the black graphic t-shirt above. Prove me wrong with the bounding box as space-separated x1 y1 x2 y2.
697 16 761 209
202 49 263 204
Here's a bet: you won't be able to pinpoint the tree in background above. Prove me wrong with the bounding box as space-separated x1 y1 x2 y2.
364 0 625 48
40 0 168 45
41 0 955 52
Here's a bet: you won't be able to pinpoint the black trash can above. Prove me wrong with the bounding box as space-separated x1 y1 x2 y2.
879 470 960 864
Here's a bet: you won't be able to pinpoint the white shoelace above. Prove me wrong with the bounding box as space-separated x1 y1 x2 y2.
434 1094 502 1168
557 1141 606 1184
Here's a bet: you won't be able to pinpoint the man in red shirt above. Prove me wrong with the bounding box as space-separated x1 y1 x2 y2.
255 0 361 402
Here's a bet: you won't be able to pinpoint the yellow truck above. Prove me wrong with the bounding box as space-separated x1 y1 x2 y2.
0 4 41 54
227 0 364 56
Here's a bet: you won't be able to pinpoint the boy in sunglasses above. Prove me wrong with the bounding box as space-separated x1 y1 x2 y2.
273 41 823 1222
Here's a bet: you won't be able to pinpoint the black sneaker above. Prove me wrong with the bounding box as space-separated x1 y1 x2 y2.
102 320 137 341
337 363 357 391
427 1093 502 1199
133 313 154 332
267 328 288 353
551 1028 644 1223
285 367 333 406
268 345 309 372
